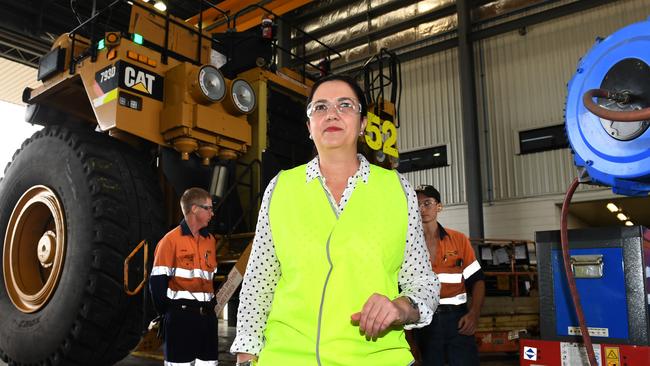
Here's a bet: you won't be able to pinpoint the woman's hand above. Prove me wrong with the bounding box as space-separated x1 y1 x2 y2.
236 353 258 364
351 293 416 338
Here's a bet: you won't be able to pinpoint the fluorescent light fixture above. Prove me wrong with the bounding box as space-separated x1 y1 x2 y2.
625 221 634 226
616 213 628 221
606 202 618 212
153 1 167 11
433 152 441 157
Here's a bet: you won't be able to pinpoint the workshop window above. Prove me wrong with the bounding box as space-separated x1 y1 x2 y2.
518 124 568 154
397 145 448 173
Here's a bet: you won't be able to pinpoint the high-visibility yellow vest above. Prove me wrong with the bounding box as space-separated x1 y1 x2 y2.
259 163 412 366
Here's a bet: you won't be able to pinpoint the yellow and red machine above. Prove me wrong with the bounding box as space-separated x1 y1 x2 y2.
520 18 650 366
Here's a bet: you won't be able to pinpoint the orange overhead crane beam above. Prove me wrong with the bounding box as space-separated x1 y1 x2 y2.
187 0 312 32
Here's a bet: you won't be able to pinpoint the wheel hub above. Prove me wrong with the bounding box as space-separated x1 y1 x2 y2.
2 186 66 313
37 231 56 268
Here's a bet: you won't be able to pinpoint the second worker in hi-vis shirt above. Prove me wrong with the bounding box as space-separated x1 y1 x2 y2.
150 187 219 366
413 185 485 366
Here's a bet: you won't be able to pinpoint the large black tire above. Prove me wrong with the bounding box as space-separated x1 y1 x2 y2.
0 125 165 365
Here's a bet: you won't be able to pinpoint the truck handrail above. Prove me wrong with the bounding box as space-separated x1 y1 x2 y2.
67 0 229 73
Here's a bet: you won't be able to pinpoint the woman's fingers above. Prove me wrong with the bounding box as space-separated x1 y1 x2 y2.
353 293 401 338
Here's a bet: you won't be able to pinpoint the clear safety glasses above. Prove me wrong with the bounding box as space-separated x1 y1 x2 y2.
306 98 362 119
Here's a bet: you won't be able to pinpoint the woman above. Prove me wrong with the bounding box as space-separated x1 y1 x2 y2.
231 74 439 366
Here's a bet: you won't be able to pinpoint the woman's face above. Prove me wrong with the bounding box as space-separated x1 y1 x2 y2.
307 80 367 153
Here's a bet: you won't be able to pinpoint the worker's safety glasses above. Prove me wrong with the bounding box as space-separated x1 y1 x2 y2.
306 98 361 119
418 199 437 209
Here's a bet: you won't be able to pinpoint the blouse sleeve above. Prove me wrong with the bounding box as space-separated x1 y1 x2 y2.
397 174 440 329
230 175 281 355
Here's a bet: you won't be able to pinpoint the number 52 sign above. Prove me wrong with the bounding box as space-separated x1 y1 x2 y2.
364 112 399 158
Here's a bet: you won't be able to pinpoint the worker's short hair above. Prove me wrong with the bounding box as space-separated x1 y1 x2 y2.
415 184 441 203
180 187 211 216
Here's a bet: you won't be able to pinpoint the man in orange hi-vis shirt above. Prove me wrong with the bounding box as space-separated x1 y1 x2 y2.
413 185 485 366
150 187 219 366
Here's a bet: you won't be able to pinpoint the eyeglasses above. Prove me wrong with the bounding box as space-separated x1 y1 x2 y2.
306 98 361 119
196 204 213 211
418 199 437 209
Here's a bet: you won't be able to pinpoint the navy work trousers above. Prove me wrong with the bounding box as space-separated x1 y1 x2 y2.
164 303 218 364
413 305 479 366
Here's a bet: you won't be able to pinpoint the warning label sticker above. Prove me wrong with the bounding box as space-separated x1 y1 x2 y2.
604 347 620 366
560 342 602 366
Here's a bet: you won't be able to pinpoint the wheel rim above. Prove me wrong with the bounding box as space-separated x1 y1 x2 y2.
3 185 66 313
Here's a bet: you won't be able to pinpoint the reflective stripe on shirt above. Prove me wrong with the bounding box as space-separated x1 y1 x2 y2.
152 266 173 276
152 266 214 281
438 273 463 284
439 292 467 305
164 359 218 366
166 288 214 302
463 260 481 279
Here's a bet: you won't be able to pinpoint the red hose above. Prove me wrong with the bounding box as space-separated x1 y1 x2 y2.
561 178 597 366
583 88 650 121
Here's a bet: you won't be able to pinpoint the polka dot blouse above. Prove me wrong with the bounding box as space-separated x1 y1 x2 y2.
230 154 440 356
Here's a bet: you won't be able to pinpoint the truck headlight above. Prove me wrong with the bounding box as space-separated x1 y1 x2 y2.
190 65 226 104
224 79 256 115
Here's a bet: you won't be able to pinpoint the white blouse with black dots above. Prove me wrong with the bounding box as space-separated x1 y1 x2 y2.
230 154 440 356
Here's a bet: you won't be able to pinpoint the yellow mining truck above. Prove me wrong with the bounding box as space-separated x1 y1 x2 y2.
0 1 402 364
0 1 323 364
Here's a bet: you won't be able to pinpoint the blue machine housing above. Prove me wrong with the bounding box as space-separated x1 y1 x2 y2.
551 247 628 339
565 18 650 196
536 226 650 345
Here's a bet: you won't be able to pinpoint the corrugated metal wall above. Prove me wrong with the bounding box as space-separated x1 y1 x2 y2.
399 47 465 204
398 0 649 205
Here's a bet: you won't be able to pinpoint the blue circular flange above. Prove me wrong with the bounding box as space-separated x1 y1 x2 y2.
566 18 650 194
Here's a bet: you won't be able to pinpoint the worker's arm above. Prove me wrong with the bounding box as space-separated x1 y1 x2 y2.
458 279 485 335
458 237 485 335
149 235 174 314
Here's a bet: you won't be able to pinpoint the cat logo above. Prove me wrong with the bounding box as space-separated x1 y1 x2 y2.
124 66 155 95
117 61 164 100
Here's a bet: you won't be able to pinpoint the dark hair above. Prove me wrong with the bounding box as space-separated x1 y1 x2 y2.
415 185 441 203
307 74 368 116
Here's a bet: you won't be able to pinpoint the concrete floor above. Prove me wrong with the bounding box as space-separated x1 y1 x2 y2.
1 320 519 365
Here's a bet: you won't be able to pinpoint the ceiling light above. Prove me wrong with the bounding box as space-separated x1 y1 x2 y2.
616 213 628 221
606 202 618 212
153 1 167 11
625 221 634 226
